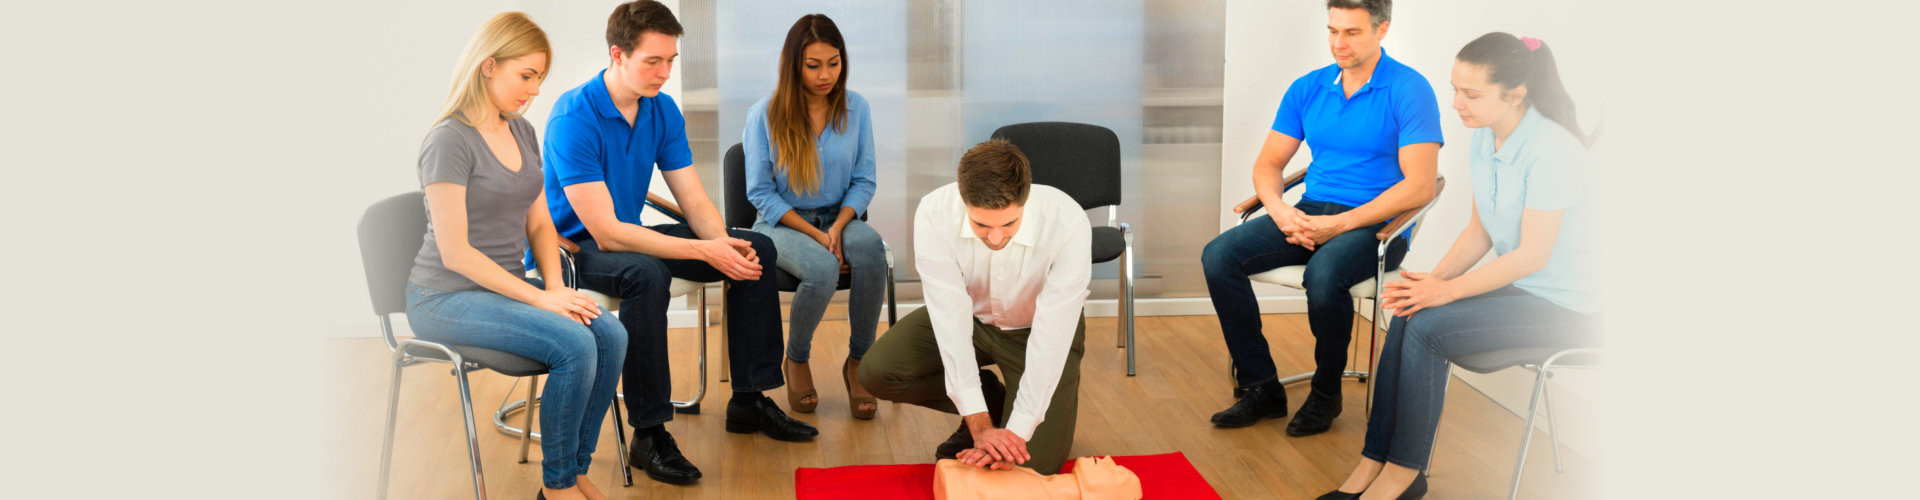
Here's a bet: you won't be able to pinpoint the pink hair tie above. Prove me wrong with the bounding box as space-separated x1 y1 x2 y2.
1521 36 1542 52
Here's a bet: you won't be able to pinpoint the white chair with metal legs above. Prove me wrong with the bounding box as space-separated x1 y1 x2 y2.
1436 346 1602 500
359 191 632 500
1228 170 1446 415
499 192 726 459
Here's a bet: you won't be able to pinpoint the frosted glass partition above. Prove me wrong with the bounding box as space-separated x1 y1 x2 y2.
692 0 1225 300
715 1 910 247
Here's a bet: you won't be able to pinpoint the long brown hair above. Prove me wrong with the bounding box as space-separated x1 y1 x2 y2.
767 14 848 196
435 12 551 128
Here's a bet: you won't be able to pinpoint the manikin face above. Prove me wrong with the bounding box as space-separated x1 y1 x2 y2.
966 203 1024 251
1450 61 1526 130
610 31 678 98
1327 8 1387 70
482 52 547 114
800 41 842 97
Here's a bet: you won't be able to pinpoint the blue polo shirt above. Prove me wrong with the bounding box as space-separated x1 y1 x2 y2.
543 69 694 242
1271 50 1444 209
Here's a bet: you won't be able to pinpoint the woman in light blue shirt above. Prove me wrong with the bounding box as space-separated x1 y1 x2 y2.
744 14 886 420
1318 33 1599 500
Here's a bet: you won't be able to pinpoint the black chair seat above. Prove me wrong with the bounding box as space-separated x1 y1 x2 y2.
405 342 550 378
774 268 856 292
1091 226 1125 263
1451 348 1600 375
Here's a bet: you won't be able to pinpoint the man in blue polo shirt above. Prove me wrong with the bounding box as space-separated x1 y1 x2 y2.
1202 0 1441 437
543 1 816 486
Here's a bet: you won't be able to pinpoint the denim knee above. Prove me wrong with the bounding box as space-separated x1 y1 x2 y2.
611 258 671 301
731 229 778 265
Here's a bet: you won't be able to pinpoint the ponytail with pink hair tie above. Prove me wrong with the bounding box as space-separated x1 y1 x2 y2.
1520 36 1542 52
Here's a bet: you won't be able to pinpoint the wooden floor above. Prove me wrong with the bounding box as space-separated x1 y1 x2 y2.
324 311 1599 499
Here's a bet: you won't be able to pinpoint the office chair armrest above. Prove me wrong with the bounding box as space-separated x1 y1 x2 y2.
646 193 688 224
1376 177 1448 247
1234 168 1309 224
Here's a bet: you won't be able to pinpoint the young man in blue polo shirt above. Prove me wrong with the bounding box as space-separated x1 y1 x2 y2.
543 0 816 486
1202 0 1441 437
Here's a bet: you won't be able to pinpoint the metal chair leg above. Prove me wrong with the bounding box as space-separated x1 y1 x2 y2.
517 375 540 464
719 283 731 383
1507 363 1553 500
376 350 406 500
1544 372 1565 473
672 286 710 413
453 362 490 500
611 395 633 487
1122 231 1137 376
886 259 898 326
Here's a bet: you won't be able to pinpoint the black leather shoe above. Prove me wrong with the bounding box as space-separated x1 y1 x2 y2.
1211 379 1287 428
726 392 819 441
1285 389 1343 436
629 426 702 485
934 369 1006 460
535 490 546 500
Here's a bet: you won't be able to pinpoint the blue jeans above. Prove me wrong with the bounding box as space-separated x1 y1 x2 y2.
750 206 887 363
1362 286 1597 470
405 278 627 489
1202 200 1409 397
570 224 786 429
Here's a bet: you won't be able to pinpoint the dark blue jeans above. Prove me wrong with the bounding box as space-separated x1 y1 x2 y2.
1203 200 1409 397
571 224 785 429
405 278 627 489
1362 286 1597 470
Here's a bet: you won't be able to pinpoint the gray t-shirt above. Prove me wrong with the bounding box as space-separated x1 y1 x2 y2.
408 115 543 292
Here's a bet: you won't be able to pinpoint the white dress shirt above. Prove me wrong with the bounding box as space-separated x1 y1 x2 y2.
913 183 1091 441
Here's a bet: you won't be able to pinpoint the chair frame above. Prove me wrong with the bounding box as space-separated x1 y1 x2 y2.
367 193 633 500
1230 169 1446 415
1431 347 1601 500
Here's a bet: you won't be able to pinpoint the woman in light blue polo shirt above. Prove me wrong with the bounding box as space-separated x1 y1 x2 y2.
1318 33 1599 500
743 14 887 420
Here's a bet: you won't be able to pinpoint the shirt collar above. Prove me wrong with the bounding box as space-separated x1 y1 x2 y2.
1492 106 1546 163
1327 49 1394 91
586 69 623 120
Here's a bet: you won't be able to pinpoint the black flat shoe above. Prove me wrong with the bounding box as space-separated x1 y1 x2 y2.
1211 379 1287 428
629 427 702 485
1285 389 1343 436
1397 473 1428 500
1313 490 1360 500
934 369 1006 460
726 392 819 441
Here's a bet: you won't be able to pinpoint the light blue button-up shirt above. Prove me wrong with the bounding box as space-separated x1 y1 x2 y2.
1469 106 1598 314
742 90 877 227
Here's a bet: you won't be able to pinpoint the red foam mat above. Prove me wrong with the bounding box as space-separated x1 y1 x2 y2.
794 452 1219 499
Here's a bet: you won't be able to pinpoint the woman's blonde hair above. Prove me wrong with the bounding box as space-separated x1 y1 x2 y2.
435 12 552 128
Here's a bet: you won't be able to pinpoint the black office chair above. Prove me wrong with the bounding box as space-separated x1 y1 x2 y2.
358 191 632 500
989 122 1138 375
721 142 899 326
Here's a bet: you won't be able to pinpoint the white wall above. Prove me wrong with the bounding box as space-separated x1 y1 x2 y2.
326 1 693 338
1223 0 1610 456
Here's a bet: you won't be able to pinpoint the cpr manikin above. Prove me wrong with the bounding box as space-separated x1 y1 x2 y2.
933 456 1143 500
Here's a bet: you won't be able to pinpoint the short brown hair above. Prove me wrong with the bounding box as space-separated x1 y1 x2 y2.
957 138 1031 209
606 1 683 55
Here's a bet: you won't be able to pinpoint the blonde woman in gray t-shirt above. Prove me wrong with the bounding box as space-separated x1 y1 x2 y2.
403 12 626 500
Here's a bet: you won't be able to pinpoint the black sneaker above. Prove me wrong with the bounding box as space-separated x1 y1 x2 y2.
629 426 702 485
1285 389 1343 436
1210 379 1287 428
